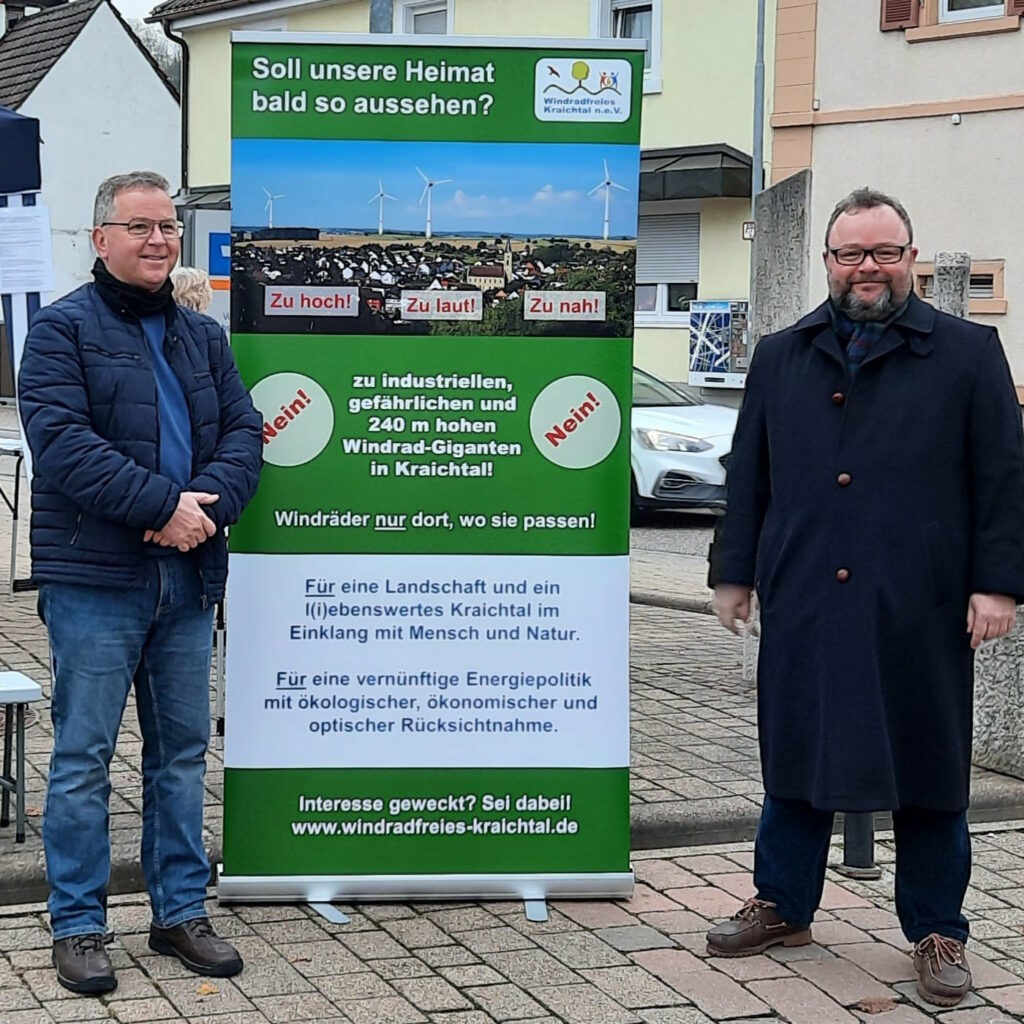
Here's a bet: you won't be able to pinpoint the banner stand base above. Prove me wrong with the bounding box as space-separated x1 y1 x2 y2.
216 869 635 904
524 899 549 922
309 903 352 925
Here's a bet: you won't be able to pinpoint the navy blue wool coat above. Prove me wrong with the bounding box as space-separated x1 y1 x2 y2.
18 283 262 605
709 294 1024 812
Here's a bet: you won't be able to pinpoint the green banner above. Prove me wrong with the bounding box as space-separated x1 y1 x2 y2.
233 41 642 144
222 33 642 901
224 768 629 876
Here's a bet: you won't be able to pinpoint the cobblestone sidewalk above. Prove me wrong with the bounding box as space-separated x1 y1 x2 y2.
4 824 1024 1023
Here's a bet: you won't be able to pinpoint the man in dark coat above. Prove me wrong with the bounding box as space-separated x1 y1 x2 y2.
18 172 262 996
706 187 1024 1008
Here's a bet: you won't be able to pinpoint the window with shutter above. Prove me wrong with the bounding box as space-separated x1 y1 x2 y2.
880 0 921 29
913 259 1008 314
635 214 700 324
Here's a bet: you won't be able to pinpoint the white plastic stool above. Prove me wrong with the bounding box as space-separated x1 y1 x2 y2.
0 671 43 843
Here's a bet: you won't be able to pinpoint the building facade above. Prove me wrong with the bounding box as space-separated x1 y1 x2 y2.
771 0 1024 383
153 0 777 385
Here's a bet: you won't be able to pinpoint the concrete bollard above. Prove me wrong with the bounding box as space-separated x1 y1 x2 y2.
974 625 1024 778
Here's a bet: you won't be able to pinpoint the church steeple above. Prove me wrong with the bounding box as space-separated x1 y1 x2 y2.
503 237 513 280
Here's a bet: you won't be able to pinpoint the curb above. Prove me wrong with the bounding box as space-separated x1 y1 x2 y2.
6 791 1024 907
629 590 713 615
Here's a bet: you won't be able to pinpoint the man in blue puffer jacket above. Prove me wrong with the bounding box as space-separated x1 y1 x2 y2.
18 171 262 996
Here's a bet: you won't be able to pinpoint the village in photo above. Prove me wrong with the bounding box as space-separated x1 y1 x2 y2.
231 137 639 337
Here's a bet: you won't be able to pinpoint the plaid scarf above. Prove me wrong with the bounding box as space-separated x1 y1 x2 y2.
828 298 909 369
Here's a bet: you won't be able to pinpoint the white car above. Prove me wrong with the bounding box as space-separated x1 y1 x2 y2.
630 366 738 520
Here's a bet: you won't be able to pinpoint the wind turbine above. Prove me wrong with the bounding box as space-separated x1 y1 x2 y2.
587 160 628 241
367 178 398 236
415 166 453 240
262 187 286 229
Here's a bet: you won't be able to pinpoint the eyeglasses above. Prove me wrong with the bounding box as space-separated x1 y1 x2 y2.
101 219 185 239
827 244 910 266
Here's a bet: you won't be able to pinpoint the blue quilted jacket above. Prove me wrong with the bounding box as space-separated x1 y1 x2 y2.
18 283 262 604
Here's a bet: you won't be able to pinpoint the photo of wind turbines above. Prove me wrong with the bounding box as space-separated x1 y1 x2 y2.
230 137 639 337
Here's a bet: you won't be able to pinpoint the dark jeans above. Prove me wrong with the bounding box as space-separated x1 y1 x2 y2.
40 555 214 940
753 794 970 944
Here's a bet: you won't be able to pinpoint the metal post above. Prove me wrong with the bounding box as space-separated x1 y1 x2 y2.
15 703 25 842
1 704 11 826
370 0 394 33
9 452 20 596
214 600 226 743
836 812 881 880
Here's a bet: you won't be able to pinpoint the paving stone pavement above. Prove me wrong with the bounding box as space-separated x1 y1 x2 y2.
3 826 1024 1023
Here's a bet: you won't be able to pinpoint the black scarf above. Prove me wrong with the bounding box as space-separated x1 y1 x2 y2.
828 296 909 369
92 258 175 319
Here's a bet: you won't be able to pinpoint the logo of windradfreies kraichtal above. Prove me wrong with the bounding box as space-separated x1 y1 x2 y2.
534 58 632 123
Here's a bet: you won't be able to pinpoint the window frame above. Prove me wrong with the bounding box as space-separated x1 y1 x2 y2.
634 283 698 328
592 0 663 94
939 0 1006 22
901 0 1022 41
913 259 1007 314
394 0 450 35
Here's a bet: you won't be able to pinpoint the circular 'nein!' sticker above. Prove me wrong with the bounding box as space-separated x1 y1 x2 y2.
529 376 620 470
250 372 333 467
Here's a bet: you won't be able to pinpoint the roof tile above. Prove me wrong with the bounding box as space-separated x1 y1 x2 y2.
149 0 257 23
0 0 103 110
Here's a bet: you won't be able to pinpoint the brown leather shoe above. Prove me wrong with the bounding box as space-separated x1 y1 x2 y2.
52 934 117 995
149 918 243 977
912 933 971 1007
706 897 812 957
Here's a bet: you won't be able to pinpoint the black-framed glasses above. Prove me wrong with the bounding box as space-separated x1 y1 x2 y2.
827 244 910 266
101 218 184 239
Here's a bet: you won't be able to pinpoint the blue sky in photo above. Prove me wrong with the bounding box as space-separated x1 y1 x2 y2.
232 139 640 238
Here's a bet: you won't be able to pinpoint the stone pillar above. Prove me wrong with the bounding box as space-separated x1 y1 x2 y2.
974 630 1024 777
948 249 1024 778
932 251 970 318
750 169 812 344
737 171 813 682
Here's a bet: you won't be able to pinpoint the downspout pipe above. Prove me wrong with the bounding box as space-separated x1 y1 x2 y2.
751 0 766 217
161 18 190 193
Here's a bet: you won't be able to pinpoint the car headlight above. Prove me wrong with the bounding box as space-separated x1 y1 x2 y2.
635 428 712 453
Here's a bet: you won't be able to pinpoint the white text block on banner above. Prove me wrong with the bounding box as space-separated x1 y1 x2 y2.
522 290 606 321
400 290 483 320
225 553 629 770
264 285 360 316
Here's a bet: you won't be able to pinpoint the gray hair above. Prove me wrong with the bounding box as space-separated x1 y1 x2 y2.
824 187 914 248
171 267 213 313
93 171 171 226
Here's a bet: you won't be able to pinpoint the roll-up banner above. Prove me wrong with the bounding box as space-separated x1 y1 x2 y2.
221 31 643 901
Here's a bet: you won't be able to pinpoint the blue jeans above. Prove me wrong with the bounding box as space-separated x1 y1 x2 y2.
40 555 214 940
753 795 971 944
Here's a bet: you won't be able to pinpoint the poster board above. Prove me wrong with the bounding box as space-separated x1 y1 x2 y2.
220 32 643 902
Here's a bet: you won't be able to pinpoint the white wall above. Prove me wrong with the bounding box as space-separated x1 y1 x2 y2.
19 3 181 304
815 3 1024 111
809 109 1024 380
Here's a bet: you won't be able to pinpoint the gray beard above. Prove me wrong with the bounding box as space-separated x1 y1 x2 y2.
835 284 901 322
